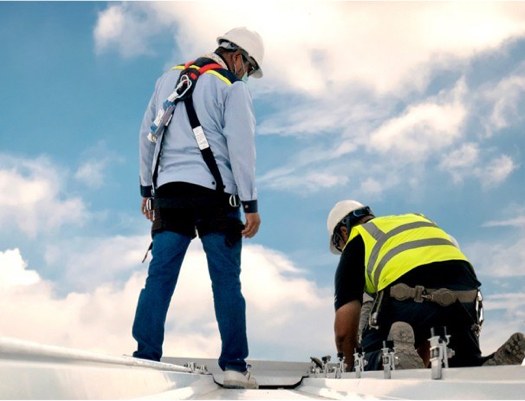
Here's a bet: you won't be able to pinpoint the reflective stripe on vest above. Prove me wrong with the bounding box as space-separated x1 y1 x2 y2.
346 214 469 294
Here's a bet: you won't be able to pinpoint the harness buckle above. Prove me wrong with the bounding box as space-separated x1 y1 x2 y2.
414 285 426 303
229 194 241 208
145 197 154 212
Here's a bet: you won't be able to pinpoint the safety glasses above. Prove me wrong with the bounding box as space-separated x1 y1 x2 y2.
331 206 373 252
331 230 346 252
241 52 258 76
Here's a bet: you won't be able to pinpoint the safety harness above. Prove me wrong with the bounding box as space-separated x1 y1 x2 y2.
148 57 238 202
141 58 242 262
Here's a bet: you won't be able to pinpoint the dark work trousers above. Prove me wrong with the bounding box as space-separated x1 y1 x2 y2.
361 295 484 370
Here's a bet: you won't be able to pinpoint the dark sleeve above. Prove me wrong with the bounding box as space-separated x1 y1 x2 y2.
334 235 366 311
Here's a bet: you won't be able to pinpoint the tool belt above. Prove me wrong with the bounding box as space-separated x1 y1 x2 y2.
389 283 478 307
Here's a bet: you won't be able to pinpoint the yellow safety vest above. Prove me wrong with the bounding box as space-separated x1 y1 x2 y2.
345 213 469 294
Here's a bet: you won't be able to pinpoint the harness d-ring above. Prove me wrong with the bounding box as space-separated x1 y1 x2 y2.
229 195 240 208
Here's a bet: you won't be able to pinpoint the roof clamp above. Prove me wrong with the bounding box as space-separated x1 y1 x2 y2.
353 348 367 379
321 355 333 377
183 361 210 375
335 352 346 379
429 326 455 380
309 356 323 375
309 355 340 378
381 340 396 379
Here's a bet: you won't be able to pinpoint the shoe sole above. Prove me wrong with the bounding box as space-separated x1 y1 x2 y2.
484 332 525 366
223 381 258 390
388 322 425 369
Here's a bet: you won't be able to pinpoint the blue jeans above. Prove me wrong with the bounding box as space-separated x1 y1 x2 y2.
132 213 248 372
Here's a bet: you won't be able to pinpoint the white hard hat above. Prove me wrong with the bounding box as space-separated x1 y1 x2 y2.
217 27 264 79
327 200 366 254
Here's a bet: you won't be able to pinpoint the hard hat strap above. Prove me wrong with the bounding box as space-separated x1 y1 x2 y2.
341 206 373 231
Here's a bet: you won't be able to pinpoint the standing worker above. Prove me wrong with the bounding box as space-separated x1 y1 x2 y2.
327 200 525 371
132 27 264 389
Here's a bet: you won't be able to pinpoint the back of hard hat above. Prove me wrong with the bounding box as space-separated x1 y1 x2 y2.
327 200 365 254
217 27 264 78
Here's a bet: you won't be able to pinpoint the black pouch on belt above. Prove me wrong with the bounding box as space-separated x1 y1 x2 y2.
196 214 245 248
151 206 197 238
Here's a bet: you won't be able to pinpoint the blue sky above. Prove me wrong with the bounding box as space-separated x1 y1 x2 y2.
1 2 524 363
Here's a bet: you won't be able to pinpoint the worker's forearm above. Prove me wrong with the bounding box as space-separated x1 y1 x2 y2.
334 300 361 372
336 335 356 371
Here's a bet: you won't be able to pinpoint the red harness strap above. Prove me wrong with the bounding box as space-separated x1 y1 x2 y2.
183 61 223 79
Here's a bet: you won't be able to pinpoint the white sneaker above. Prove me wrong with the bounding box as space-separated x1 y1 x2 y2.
223 369 258 389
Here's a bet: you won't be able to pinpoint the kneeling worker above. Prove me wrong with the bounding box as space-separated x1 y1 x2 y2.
327 200 525 371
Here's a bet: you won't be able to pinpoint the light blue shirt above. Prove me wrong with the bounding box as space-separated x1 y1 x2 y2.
139 58 258 209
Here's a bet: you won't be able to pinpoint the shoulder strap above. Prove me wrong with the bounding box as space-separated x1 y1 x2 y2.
181 58 229 194
151 58 233 193
184 96 225 193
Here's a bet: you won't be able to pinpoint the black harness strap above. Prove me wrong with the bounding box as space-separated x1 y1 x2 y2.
184 96 225 194
151 58 234 195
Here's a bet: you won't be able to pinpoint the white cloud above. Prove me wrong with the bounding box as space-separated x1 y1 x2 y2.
259 80 470 195
44 235 149 291
94 4 160 58
73 142 125 190
1 242 333 361
465 235 525 278
0 249 40 289
439 143 480 183
74 160 107 189
94 5 125 48
439 146 516 188
482 155 516 188
94 2 525 95
484 69 525 132
0 155 87 237
259 169 349 195
359 178 384 197
0 251 141 355
483 216 525 229
369 83 467 162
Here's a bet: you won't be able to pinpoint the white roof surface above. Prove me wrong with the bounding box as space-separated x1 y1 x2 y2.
1 337 524 400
